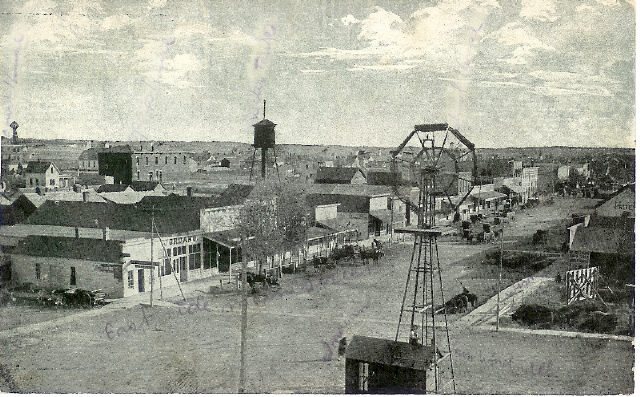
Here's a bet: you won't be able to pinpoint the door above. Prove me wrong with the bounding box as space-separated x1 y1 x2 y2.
180 257 187 282
138 269 145 292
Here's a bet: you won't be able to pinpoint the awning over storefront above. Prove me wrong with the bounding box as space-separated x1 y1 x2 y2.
471 191 507 202
369 209 393 224
500 184 525 194
203 229 247 248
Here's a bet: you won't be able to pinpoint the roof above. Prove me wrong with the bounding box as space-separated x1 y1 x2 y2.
78 148 98 160
471 191 507 201
99 145 132 153
315 167 365 184
304 183 391 198
345 335 434 371
99 190 148 204
130 181 163 192
12 235 123 262
252 119 276 127
316 213 368 233
0 224 147 243
24 161 55 174
25 194 218 235
366 170 405 186
96 184 130 193
42 190 107 203
571 226 634 255
21 193 48 208
214 184 255 207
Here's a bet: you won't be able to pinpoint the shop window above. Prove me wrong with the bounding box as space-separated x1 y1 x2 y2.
188 243 201 270
128 270 134 288
35 263 41 280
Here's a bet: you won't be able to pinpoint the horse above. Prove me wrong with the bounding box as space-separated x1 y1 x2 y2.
245 272 279 293
359 246 383 266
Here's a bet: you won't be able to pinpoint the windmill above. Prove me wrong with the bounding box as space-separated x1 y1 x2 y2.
391 123 478 393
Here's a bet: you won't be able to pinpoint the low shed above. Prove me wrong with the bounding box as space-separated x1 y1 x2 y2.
345 335 435 394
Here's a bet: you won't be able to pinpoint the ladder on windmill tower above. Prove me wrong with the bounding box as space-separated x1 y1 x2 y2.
391 123 477 394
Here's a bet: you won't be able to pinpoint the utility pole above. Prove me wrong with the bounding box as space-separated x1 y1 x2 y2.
150 205 154 307
239 237 248 393
496 229 503 331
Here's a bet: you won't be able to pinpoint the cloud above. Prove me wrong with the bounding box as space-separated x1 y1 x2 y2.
484 22 554 64
292 1 500 73
101 14 135 31
519 0 558 22
148 0 167 9
341 14 359 26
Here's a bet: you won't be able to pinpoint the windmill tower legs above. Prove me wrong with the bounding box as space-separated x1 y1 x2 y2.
394 172 456 394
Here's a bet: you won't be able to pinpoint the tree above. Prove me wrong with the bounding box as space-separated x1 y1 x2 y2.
237 182 310 273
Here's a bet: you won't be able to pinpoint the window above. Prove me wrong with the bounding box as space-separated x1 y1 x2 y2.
35 178 39 186
358 362 369 391
137 171 140 180
70 267 76 286
174 156 177 164
165 156 168 164
183 155 186 164
50 179 55 185
173 247 177 256
148 171 153 181
35 264 41 280
50 167 54 173
145 157 149 165
136 157 139 165
188 243 201 270
155 156 158 165
29 178 33 186
128 270 134 288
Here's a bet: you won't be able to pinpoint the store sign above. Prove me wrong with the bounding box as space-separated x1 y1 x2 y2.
168 235 200 245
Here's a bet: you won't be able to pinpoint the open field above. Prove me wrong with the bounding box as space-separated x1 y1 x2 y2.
0 198 632 394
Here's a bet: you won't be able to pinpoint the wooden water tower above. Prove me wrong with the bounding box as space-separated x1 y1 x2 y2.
250 100 280 181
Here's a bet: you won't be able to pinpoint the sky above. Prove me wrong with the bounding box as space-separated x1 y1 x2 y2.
0 0 635 148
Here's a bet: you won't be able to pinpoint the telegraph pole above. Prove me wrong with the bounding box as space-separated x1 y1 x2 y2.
496 229 503 331
239 237 248 393
150 205 154 307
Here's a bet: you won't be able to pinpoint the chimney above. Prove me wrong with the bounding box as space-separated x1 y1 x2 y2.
102 227 110 241
74 227 79 239
82 191 89 203
186 186 192 197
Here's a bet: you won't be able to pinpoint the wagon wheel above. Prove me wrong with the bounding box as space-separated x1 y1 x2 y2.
390 124 478 226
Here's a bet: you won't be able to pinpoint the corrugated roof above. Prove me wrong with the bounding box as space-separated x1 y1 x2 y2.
345 335 434 371
12 235 122 262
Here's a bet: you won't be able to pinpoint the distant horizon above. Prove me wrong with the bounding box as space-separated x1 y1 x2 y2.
2 135 635 151
0 1 634 148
